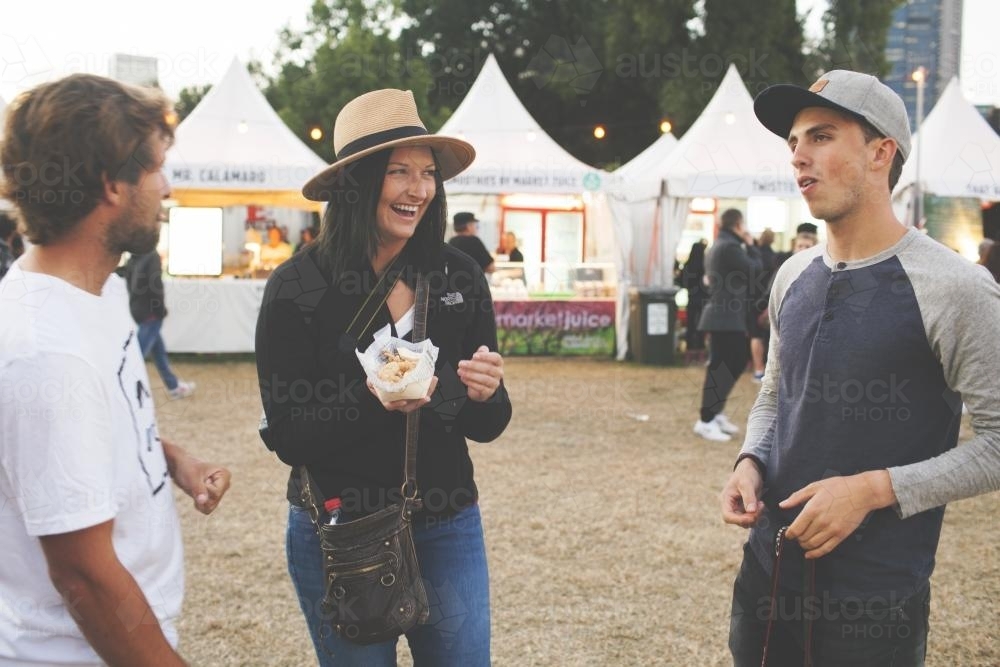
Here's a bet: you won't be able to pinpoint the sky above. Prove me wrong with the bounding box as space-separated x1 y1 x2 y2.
1 0 998 107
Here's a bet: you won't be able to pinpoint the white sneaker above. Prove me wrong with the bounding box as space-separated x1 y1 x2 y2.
713 413 740 435
694 419 732 442
168 380 196 399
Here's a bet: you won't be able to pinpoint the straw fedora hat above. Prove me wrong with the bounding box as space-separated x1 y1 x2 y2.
302 89 475 201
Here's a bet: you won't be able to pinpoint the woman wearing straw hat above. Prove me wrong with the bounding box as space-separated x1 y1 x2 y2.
255 89 512 665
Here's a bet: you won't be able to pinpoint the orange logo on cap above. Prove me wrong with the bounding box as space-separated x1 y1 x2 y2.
809 79 829 93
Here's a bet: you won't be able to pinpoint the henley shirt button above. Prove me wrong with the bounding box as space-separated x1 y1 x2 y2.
823 312 834 321
836 262 847 270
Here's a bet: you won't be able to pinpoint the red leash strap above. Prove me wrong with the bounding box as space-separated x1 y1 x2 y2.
761 526 816 667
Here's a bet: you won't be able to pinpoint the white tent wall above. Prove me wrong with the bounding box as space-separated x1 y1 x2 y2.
611 64 801 360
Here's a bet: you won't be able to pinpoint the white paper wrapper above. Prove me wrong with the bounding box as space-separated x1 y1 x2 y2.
356 326 439 402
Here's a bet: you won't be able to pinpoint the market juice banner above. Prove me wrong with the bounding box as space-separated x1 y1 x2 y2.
494 300 615 356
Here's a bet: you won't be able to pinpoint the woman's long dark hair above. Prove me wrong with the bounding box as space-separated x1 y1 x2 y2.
314 147 448 281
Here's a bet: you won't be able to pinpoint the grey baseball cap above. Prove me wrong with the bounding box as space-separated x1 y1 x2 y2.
754 70 911 161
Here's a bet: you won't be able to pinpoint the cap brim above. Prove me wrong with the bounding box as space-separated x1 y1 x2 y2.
753 84 865 141
302 135 476 201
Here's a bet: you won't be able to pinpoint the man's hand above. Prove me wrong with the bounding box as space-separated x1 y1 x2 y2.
457 346 504 402
721 458 766 527
162 440 231 514
779 470 896 559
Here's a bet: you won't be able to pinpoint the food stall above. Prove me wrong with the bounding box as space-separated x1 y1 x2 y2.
159 58 325 352
439 55 620 356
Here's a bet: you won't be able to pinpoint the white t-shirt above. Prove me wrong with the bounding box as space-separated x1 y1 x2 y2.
0 264 184 665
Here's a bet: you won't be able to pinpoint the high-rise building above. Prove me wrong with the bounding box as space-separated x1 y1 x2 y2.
884 0 963 131
109 54 159 88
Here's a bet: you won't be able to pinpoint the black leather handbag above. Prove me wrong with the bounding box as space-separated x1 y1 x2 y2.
298 272 431 645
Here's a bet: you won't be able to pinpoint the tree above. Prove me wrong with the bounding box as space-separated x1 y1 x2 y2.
691 0 807 111
259 0 437 163
174 84 212 123
810 0 906 79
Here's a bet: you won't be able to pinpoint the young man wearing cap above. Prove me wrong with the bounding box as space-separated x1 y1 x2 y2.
0 74 230 665
720 69 1000 664
448 211 495 273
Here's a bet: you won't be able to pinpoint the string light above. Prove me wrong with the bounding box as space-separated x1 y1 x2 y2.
593 125 606 139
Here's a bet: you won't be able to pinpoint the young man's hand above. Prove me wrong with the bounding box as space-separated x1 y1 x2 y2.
720 458 766 527
779 470 896 559
163 440 232 514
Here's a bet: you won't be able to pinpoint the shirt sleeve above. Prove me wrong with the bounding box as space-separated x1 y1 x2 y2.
738 280 781 471
888 260 1000 518
0 354 117 536
254 268 384 466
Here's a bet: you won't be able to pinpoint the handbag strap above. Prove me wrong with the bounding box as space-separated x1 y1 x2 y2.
761 526 816 667
343 255 405 345
402 274 430 500
299 272 431 521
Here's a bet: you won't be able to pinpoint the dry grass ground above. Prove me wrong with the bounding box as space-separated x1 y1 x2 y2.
154 357 999 666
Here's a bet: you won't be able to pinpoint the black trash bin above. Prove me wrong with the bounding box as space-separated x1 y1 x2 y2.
628 287 679 365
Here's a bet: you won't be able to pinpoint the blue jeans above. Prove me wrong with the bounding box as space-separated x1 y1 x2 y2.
729 545 930 666
287 503 491 666
137 317 178 391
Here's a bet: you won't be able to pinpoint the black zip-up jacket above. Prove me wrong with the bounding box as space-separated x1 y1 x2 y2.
124 251 168 323
256 243 512 518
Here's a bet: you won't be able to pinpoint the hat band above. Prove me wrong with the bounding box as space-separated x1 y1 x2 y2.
337 126 429 160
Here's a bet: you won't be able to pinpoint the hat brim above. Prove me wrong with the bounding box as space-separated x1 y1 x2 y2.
753 84 865 142
302 135 476 201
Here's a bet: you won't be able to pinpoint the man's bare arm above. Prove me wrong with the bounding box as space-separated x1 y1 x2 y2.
39 520 186 666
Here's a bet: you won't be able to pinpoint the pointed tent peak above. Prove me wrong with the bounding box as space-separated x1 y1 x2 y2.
615 131 678 180
440 53 547 135
165 54 325 196
918 73 993 136
177 57 278 128
701 64 755 116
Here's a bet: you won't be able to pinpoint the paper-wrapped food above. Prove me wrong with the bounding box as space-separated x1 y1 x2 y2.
356 329 439 402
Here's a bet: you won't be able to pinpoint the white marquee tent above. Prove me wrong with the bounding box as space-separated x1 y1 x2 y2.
613 131 678 288
438 54 624 356
440 54 611 197
164 58 326 211
896 77 1000 201
609 64 799 359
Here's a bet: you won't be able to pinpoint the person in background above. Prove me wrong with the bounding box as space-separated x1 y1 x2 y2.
723 68 1000 666
449 211 495 273
774 221 820 270
257 88 511 666
680 239 708 354
693 208 762 442
748 229 777 382
296 224 319 253
497 231 524 262
0 72 230 667
260 225 294 269
124 248 197 399
0 210 16 280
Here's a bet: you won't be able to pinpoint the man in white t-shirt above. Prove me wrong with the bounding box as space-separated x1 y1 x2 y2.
0 74 231 666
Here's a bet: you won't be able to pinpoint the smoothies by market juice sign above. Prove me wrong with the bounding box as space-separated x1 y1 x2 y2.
494 300 614 356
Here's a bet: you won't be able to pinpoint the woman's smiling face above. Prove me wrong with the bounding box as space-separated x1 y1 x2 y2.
376 146 437 248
